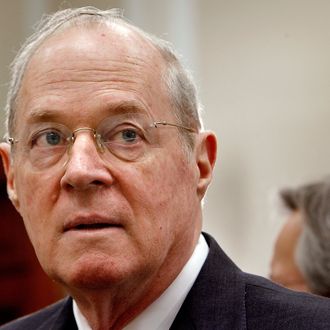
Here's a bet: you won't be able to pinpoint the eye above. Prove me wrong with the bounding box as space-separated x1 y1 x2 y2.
31 129 67 148
121 129 138 143
45 132 61 145
102 125 144 145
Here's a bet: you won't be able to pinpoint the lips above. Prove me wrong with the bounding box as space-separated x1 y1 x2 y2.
74 223 113 230
63 215 122 232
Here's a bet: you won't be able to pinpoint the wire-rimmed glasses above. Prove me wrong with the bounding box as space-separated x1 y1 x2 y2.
7 112 196 170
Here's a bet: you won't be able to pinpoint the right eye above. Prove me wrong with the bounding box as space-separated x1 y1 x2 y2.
31 129 67 148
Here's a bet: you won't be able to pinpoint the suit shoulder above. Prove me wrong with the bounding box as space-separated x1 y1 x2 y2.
244 273 330 329
0 298 71 330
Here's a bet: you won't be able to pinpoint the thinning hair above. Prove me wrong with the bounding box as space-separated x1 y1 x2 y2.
5 6 202 149
280 178 330 297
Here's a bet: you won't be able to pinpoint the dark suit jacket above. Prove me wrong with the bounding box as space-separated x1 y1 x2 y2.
2 233 330 329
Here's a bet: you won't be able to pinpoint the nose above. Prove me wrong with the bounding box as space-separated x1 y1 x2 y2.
60 131 114 190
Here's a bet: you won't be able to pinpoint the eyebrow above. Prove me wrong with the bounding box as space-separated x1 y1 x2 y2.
27 108 61 123
110 102 150 116
26 101 151 124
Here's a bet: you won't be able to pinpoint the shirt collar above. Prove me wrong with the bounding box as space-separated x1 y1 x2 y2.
73 234 209 330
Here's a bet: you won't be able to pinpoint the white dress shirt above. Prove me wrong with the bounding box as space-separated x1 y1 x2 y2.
73 234 209 330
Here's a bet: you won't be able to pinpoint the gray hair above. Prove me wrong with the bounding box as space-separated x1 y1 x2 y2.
280 179 330 297
5 6 202 149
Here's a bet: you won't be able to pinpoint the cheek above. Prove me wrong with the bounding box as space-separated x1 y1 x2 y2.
17 172 55 210
119 154 197 234
14 167 58 240
122 157 178 207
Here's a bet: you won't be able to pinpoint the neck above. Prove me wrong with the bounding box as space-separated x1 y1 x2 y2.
66 233 200 330
72 289 144 330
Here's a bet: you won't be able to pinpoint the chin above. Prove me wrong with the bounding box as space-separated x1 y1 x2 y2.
52 256 135 291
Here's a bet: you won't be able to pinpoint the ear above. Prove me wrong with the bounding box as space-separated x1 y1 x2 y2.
195 131 217 199
0 142 20 209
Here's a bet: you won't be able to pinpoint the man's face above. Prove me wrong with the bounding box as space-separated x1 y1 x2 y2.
270 211 310 292
1 24 215 294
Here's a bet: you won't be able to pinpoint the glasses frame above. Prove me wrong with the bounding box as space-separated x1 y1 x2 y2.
6 118 197 169
6 120 197 147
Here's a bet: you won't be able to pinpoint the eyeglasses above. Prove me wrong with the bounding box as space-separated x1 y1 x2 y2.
8 113 196 170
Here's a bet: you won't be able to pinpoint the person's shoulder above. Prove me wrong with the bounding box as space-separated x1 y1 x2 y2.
244 272 330 329
0 298 71 330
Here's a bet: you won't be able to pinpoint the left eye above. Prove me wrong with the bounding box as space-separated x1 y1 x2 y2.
121 129 138 142
103 126 144 145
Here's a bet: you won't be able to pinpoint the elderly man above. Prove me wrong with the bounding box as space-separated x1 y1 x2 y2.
1 7 330 330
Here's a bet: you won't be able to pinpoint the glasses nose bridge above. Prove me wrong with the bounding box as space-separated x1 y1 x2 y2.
69 127 104 153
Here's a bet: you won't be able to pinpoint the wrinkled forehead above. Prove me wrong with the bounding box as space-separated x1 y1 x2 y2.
16 22 171 126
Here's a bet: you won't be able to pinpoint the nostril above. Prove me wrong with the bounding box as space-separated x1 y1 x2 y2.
60 154 115 189
92 180 104 186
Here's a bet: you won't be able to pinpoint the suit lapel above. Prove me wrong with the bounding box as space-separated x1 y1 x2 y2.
37 298 78 330
171 233 247 330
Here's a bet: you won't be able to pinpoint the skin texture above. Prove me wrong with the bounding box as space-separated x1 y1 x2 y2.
0 23 217 330
270 211 310 292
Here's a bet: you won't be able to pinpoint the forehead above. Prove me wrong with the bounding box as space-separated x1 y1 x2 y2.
16 22 171 125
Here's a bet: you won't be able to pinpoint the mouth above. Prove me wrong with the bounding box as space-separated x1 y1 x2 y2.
74 223 117 230
63 216 122 232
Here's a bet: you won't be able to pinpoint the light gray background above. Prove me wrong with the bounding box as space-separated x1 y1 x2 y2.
1 0 330 276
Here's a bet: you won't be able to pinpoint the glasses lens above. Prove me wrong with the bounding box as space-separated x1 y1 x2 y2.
18 113 161 170
97 113 158 162
24 122 70 170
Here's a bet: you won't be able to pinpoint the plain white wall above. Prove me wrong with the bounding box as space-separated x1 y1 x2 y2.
1 0 330 276
198 0 330 275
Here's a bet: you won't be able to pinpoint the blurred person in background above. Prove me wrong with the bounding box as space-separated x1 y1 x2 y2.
1 6 330 330
269 196 309 292
270 179 330 297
